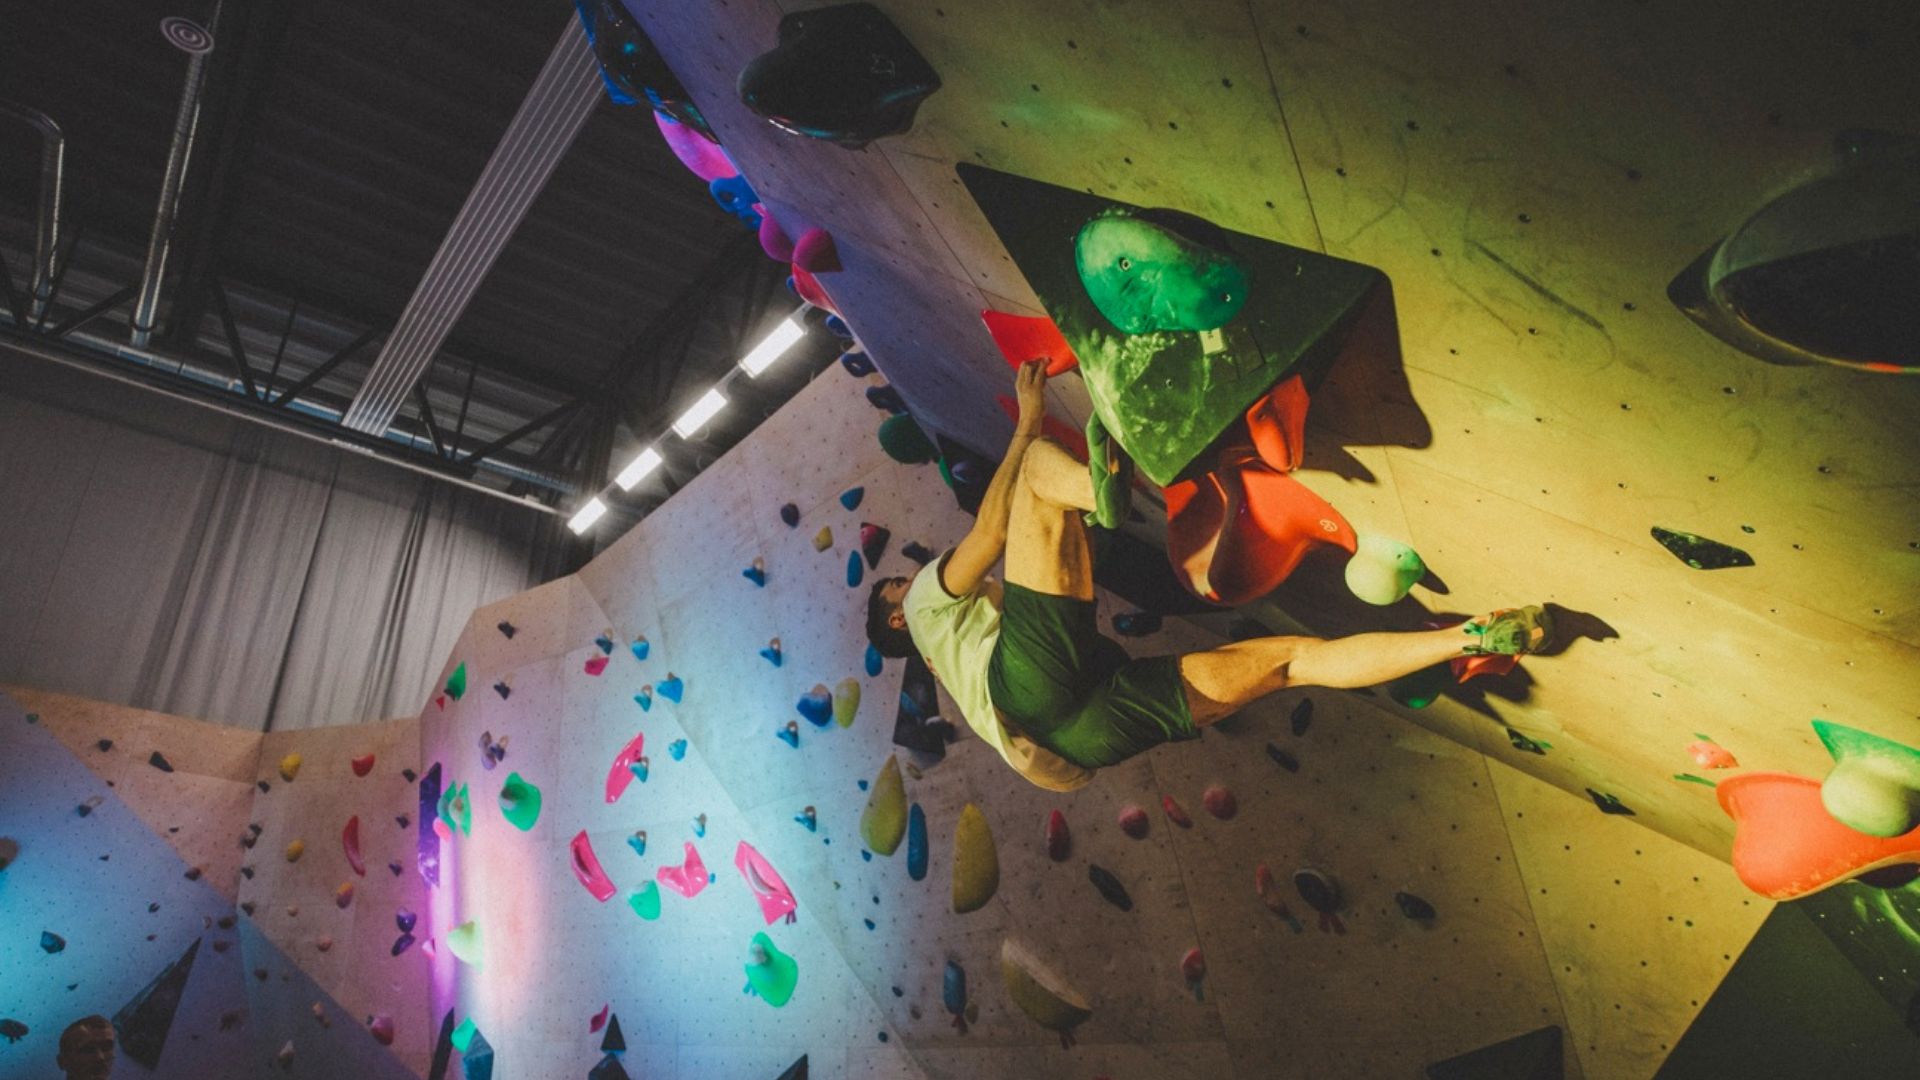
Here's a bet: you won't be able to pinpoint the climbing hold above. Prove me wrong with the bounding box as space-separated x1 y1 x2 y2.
668 739 687 760
445 662 468 701
761 638 783 666
1112 611 1162 637
952 803 1000 913
797 684 834 727
795 806 818 832
76 795 102 817
1688 736 1740 770
813 526 834 552
778 722 800 748
1394 891 1437 920
335 883 355 909
693 813 707 838
276 1041 295 1069
438 782 472 836
450 1016 477 1054
1674 773 1718 788
862 756 908 854
1180 948 1207 1001
1814 720 1920 837
738 2 940 149
737 841 799 924
626 830 648 859
606 732 646 803
743 557 768 587
1290 698 1313 736
343 817 365 876
40 931 65 954
780 502 801 527
1344 534 1426 605
709 174 762 227
1255 864 1304 931
631 757 649 783
1388 663 1449 709
478 731 507 771
900 541 934 565
285 840 305 863
630 636 650 661
446 921 482 968
1118 805 1150 839
96 739 113 752
148 751 174 772
864 643 885 676
590 1004 609 1034
1161 795 1193 828
570 831 618 903
1046 809 1071 862
0 1020 24 1043
1000 938 1091 1047
906 804 929 881
1087 865 1133 911
585 655 610 676
396 909 417 934
658 841 710 898
351 753 376 777
1076 207 1249 333
943 960 969 1034
368 1015 395 1046
1202 785 1238 820
878 413 937 465
793 227 841 274
278 753 302 782
1587 789 1635 815
594 633 615 655
847 550 864 587
1293 868 1346 933
1719 771 1920 899
622 880 662 924
634 687 652 712
744 932 799 1007
840 348 876 377
833 678 862 727
1507 729 1551 755
499 772 543 831
496 621 516 638
657 674 684 703
839 486 865 511
1651 526 1755 570
391 933 415 956
859 523 890 569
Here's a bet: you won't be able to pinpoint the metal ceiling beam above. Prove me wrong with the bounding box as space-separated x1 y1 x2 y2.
340 18 604 435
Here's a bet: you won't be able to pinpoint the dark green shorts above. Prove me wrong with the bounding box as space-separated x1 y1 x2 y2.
986 583 1197 769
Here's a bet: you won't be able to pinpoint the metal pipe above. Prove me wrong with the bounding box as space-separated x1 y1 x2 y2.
0 101 67 322
130 12 219 349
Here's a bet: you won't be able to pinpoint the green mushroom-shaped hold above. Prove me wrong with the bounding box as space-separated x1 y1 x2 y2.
498 772 543 832
745 932 799 1008
1815 720 1920 837
1344 534 1426 606
1073 208 1249 334
861 755 908 855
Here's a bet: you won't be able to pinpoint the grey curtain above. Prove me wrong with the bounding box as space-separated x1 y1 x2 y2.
0 346 565 730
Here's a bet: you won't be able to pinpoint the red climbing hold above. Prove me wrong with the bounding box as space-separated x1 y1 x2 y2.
589 1004 609 1034
351 754 375 778
980 309 1080 377
790 263 837 314
1161 796 1193 828
1045 810 1070 862
342 817 365 877
1202 786 1237 820
1117 805 1149 839
585 655 610 677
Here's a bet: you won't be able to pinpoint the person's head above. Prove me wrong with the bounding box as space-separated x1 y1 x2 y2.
57 1016 114 1080
866 574 916 658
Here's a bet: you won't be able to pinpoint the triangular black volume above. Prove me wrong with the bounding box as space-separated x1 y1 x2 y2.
600 1013 626 1054
589 1053 633 1080
111 936 202 1068
776 1054 809 1080
1426 1025 1563 1080
426 1008 457 1080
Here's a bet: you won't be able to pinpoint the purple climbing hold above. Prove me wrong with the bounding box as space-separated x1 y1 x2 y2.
397 909 417 933
840 486 865 511
392 933 417 956
847 550 864 587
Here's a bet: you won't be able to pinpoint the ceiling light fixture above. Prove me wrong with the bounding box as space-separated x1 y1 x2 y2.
739 317 806 377
670 387 728 439
613 446 663 491
567 497 608 534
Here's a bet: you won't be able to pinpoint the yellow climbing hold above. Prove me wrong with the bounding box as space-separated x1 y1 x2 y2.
833 678 861 728
278 753 302 782
861 756 907 855
284 840 305 863
952 803 999 914
1000 938 1091 1035
813 526 834 552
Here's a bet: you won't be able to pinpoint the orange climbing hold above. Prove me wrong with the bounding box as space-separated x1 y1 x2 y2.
980 310 1080 377
1718 771 1920 899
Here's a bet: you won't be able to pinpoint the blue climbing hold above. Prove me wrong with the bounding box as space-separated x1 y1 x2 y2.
825 314 854 339
742 560 768 587
629 759 649 783
633 688 652 712
40 931 65 954
797 686 834 728
795 807 817 832
708 175 761 227
594 634 615 655
777 724 800 748
839 486 865 511
865 643 884 676
668 739 688 761
627 832 647 858
657 675 684 703
840 350 875 377
906 804 928 882
760 640 783 666
630 636 650 662
847 551 864 587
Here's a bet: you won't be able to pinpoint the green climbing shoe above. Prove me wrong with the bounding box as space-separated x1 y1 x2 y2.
1462 605 1555 656
1085 412 1134 529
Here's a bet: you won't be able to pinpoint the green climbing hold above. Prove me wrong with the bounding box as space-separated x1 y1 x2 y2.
1073 208 1249 334
833 678 861 728
1814 719 1920 837
952 803 1000 914
1673 773 1718 788
1388 663 1449 709
446 662 468 701
878 413 937 464
745 932 799 1008
451 1016 478 1053
861 756 907 855
627 882 662 921
446 921 482 969
438 782 473 836
1651 527 1754 570
498 772 542 832
1344 534 1425 605
1506 728 1551 755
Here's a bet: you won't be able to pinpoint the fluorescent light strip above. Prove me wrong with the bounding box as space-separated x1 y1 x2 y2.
567 497 608 534
613 446 663 491
670 387 728 439
739 317 806 377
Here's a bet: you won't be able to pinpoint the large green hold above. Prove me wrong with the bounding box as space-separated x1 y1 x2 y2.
438 782 472 836
1815 720 1920 837
446 921 482 969
861 755 907 855
1074 208 1249 334
951 802 999 914
445 662 468 701
627 881 662 921
498 772 542 832
745 932 798 1008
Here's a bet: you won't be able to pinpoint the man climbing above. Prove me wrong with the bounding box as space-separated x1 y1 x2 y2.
866 361 1553 791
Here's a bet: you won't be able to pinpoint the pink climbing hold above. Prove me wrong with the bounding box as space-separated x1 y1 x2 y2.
589 1004 609 1034
351 754 375 778
1688 739 1739 770
584 655 610 677
1202 786 1238 821
790 263 837 314
570 830 618 903
735 841 799 925
605 732 647 804
1046 809 1071 862
653 109 738 181
1117 805 1149 839
342 816 365 877
1162 796 1193 828
793 228 841 274
368 1015 395 1046
657 842 710 899
759 213 796 261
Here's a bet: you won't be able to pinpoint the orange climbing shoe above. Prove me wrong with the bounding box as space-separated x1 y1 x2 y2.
1461 605 1554 656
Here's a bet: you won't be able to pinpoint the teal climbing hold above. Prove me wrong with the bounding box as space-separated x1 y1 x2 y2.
594 634 615 654
906 804 928 881
668 739 688 761
656 674 684 703
630 636 649 661
847 550 864 587
840 486 865 511
633 688 652 712
760 639 783 666
743 558 768 587
778 722 800 748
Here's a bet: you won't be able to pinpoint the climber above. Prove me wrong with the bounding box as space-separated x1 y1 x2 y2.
866 361 1553 791
56 1015 115 1080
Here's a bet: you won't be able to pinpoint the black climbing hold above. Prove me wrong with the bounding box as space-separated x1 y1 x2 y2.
403 768 418 783
1265 743 1300 772
601 1013 626 1054
426 1008 456 1080
97 739 113 752
1394 891 1437 920
1088 864 1134 912
0 1019 26 1044
496 621 516 639
776 1053 810 1080
112 937 201 1068
256 781 270 793
1290 698 1313 736
1112 611 1162 637
1586 789 1635 816
738 3 941 150
1506 728 1549 755
1426 1024 1563 1080
866 384 908 414
1292 868 1341 914
148 752 174 773
1651 526 1755 570
780 503 801 528
900 541 935 565
576 0 711 136
149 902 160 913
41 931 66 954
590 1054 633 1080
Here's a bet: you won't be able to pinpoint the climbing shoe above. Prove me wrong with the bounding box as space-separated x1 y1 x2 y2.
1085 411 1134 530
1461 604 1555 656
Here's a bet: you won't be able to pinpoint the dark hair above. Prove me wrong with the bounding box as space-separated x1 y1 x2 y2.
866 577 915 658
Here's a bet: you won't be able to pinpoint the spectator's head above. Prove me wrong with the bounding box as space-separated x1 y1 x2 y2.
57 1016 115 1080
866 575 916 658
